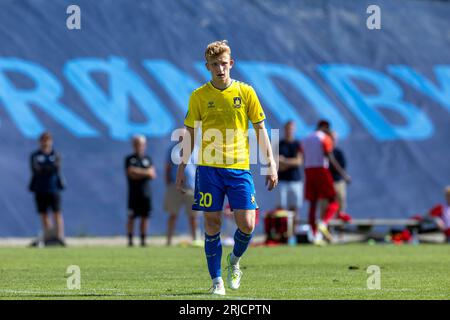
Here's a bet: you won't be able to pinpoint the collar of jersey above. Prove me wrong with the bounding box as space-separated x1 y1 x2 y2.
208 79 235 92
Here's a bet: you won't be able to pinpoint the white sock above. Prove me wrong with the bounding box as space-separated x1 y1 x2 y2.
212 277 223 285
230 253 240 266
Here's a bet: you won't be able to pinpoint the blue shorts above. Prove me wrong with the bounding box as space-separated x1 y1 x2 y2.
192 166 258 212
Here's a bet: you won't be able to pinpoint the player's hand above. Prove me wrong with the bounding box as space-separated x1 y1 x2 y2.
265 165 278 191
175 166 186 194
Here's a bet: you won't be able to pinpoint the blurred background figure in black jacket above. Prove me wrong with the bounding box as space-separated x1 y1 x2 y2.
29 132 65 246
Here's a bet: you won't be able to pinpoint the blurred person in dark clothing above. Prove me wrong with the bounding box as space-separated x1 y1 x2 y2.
29 132 65 245
125 135 156 247
275 120 303 226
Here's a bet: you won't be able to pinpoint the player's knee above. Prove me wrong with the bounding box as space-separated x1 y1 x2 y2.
204 217 222 234
239 224 254 234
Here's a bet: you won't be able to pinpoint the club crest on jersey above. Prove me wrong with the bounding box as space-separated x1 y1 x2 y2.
233 97 242 108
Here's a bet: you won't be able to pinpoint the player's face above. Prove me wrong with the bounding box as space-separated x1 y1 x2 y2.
134 140 146 155
40 138 52 151
285 123 295 138
206 53 234 85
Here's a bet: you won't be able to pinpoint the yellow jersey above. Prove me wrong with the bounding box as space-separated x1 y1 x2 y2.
184 80 266 170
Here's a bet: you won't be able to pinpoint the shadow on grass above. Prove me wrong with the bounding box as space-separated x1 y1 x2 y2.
1 290 211 299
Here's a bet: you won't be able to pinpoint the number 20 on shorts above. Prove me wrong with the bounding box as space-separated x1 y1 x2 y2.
199 192 212 208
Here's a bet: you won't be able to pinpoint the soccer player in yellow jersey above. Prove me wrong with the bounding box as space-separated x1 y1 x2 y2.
176 40 278 295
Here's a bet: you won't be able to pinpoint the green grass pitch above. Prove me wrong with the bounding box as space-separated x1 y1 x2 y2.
1 244 449 300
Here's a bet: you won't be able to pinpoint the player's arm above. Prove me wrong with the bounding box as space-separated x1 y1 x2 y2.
54 152 61 171
30 154 42 174
125 158 146 180
327 152 351 183
126 166 142 180
279 150 303 169
246 85 278 190
176 126 195 193
322 135 350 183
177 92 200 193
165 163 172 185
129 166 156 179
253 121 278 191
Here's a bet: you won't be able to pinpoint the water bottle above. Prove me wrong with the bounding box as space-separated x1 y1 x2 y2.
288 233 297 246
411 228 419 245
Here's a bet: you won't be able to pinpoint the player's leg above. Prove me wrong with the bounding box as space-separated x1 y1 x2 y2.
53 212 64 238
335 181 351 222
232 210 255 260
321 197 339 225
188 210 199 244
51 193 64 241
304 169 323 243
167 214 177 246
184 189 200 244
127 211 135 247
193 166 226 294
36 193 52 231
53 212 65 243
310 169 337 242
287 181 302 227
318 199 339 241
165 185 181 246
40 212 51 232
140 216 149 246
308 200 318 236
204 211 225 294
224 169 258 290
278 181 288 209
225 211 255 290
139 196 152 247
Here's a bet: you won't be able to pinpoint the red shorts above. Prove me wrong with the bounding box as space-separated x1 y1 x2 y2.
304 168 336 201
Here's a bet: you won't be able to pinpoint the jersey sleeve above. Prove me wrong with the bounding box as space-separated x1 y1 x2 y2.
245 86 266 124
184 92 201 128
296 141 303 154
54 152 61 170
30 153 39 173
322 135 334 154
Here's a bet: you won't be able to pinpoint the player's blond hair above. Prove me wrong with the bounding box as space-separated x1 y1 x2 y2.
205 40 231 61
